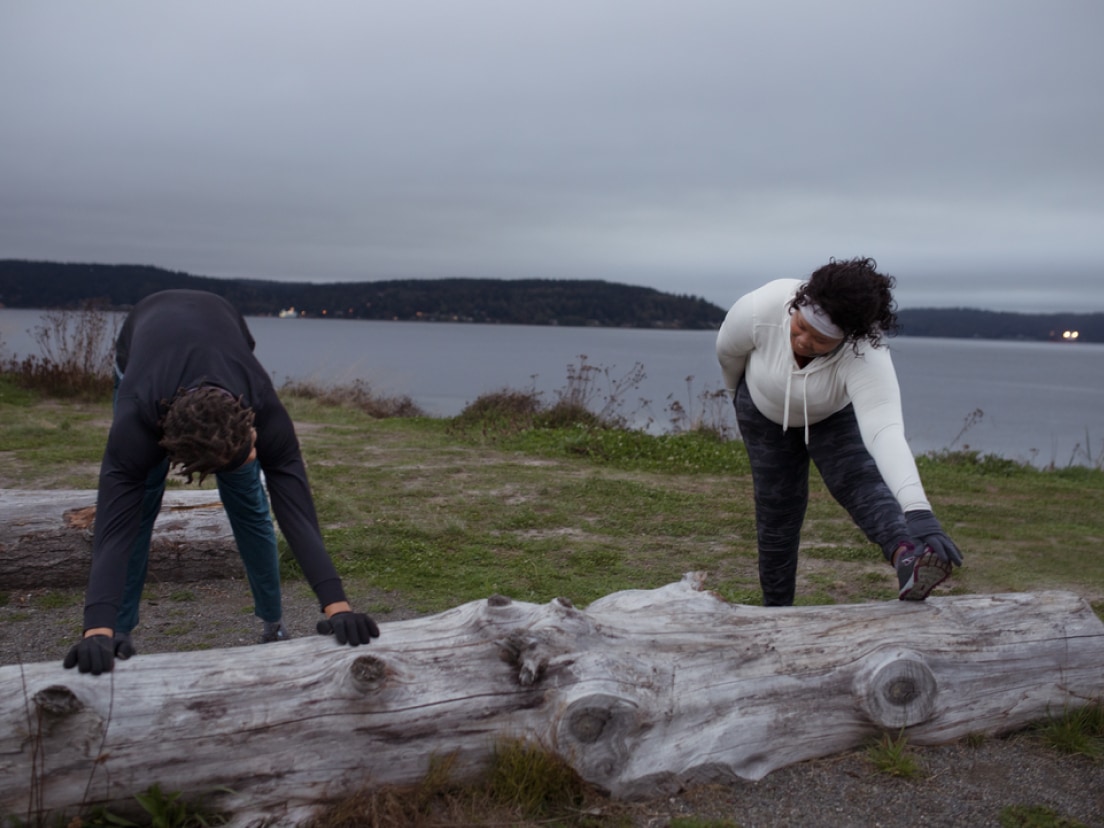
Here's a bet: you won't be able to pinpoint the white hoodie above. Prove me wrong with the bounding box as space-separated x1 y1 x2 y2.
716 278 930 513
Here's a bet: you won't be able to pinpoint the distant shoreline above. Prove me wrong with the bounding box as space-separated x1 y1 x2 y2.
1 259 1102 342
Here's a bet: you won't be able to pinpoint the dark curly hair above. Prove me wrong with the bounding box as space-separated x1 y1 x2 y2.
158 386 255 484
790 257 898 352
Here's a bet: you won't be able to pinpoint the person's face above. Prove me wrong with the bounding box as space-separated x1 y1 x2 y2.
789 309 844 359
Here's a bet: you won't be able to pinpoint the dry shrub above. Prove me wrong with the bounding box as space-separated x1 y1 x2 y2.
451 355 647 437
280 378 425 418
450 388 544 434
2 301 117 400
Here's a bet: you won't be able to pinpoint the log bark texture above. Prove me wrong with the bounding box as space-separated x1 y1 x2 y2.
2 574 1103 827
0 489 239 588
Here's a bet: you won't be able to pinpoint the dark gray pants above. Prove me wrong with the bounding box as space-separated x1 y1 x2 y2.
734 377 908 606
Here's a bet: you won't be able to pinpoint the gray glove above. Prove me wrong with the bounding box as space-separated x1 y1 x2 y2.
906 510 963 566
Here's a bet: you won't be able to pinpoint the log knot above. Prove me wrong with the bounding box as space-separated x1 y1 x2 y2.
855 648 938 730
33 685 84 717
500 633 548 686
349 655 390 692
28 685 105 749
569 706 612 744
885 676 922 705
556 694 640 784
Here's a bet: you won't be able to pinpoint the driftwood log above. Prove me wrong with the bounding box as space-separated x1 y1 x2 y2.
0 489 238 588
2 573 1103 827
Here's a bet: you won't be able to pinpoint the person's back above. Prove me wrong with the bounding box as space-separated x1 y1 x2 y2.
114 290 267 426
65 289 380 675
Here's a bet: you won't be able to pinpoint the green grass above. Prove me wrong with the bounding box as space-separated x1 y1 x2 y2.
864 730 925 778
307 738 630 828
33 591 80 611
999 804 1089 827
79 781 232 827
4 379 1104 827
0 379 109 488
3 383 1104 616
0 375 36 406
1035 702 1104 759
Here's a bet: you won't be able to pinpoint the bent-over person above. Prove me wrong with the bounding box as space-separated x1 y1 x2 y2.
64 289 378 675
715 257 964 606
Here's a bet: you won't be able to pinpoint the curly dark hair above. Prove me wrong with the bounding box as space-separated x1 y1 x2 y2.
790 257 899 351
158 386 256 484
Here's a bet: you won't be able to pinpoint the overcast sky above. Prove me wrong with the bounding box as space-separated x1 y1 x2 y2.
2 1 1102 312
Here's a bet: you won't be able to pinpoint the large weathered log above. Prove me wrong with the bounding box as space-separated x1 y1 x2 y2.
0 489 239 588
2 574 1102 827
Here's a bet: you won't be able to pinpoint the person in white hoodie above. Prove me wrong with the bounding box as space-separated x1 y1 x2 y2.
715 257 962 606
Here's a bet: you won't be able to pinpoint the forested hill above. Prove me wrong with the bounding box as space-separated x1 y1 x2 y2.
1 259 1102 341
0 260 722 330
895 307 1103 344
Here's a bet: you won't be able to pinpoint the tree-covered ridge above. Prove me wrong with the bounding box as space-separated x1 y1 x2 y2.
0 260 723 330
1 259 1102 341
897 307 1104 344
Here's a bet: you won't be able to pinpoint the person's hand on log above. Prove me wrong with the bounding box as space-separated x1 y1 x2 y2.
905 510 964 566
316 601 380 646
62 628 115 675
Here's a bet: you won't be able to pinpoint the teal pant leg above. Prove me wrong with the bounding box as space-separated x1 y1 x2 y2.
216 461 282 623
115 458 169 634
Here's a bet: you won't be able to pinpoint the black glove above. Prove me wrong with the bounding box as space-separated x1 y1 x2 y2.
114 633 137 660
62 635 115 675
906 509 964 567
316 612 380 646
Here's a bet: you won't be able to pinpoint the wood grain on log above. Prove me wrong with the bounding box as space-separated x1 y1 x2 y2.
0 489 240 588
1 574 1102 827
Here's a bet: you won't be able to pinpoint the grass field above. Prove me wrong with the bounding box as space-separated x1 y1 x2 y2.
2 376 1101 618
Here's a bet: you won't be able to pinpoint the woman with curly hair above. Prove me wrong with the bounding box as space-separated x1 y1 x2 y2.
715 257 963 606
64 289 379 675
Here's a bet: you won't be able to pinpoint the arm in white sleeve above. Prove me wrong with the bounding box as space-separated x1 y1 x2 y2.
715 294 757 394
847 348 932 513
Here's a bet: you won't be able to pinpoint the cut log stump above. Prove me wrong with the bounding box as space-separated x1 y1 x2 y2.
0 489 239 588
2 573 1103 827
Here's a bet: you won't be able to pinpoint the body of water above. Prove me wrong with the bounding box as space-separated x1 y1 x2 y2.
2 308 1102 467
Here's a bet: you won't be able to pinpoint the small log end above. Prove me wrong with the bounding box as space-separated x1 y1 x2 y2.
855 648 939 729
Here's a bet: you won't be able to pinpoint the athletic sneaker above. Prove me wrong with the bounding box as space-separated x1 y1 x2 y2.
260 621 290 643
896 544 952 601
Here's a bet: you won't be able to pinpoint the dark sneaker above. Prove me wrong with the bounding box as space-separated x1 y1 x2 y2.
113 632 137 660
260 621 290 643
897 546 952 601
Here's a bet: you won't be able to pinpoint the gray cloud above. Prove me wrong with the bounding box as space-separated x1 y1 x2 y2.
2 0 1102 311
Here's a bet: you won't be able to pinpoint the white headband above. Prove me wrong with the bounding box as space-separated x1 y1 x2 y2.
800 303 844 339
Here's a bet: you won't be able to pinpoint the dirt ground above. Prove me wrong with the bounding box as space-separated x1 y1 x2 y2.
2 577 1102 828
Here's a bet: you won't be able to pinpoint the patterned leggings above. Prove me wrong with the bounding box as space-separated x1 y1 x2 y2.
734 377 909 606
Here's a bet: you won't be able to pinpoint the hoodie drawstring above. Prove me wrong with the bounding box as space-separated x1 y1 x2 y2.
782 368 812 444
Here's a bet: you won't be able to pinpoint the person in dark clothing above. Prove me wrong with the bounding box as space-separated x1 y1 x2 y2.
63 289 379 675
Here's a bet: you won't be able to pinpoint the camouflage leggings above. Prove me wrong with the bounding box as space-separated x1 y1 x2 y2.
734 377 909 606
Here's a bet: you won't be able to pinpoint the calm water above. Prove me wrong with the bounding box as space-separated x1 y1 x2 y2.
3 308 1102 466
